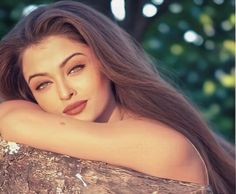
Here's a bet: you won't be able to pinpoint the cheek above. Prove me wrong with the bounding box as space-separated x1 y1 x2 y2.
81 76 112 105
33 93 59 113
79 71 112 96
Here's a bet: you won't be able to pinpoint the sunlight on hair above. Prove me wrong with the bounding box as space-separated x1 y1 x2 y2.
151 0 164 5
111 0 125 21
142 3 158 18
184 30 203 46
22 5 38 16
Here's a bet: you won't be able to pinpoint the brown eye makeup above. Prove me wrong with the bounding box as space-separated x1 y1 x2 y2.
35 81 52 91
67 64 85 75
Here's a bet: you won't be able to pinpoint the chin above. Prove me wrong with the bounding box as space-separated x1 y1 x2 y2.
71 114 96 122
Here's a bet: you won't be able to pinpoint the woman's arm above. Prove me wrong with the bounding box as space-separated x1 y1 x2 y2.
0 100 205 184
0 100 113 162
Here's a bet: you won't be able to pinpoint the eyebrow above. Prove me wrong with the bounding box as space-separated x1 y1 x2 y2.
27 52 83 84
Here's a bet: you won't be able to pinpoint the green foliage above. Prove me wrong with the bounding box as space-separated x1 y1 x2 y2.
0 0 54 37
143 0 235 142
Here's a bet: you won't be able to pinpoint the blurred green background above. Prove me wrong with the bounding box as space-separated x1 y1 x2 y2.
0 0 234 143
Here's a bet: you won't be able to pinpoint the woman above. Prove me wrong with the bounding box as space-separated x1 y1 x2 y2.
0 1 234 193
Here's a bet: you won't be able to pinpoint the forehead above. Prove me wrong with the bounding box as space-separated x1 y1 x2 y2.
23 35 90 61
21 35 98 73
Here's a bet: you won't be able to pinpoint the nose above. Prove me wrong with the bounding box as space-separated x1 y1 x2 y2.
58 82 77 101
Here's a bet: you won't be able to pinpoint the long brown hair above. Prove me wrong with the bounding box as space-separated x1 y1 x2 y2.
0 1 234 193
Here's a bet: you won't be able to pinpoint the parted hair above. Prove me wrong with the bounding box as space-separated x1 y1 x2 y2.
0 1 234 193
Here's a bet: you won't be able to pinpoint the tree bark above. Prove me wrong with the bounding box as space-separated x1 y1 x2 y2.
0 139 212 194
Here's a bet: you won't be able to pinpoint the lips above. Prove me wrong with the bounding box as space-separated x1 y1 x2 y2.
63 100 87 115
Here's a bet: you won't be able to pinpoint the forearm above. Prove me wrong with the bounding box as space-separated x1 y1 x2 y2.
1 107 107 160
0 100 164 175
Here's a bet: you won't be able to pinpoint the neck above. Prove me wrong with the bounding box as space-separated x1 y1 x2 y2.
95 95 123 123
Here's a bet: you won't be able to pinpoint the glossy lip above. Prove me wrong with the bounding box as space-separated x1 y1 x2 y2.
63 100 87 115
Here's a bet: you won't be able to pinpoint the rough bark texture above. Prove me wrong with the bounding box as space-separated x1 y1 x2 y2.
0 139 213 194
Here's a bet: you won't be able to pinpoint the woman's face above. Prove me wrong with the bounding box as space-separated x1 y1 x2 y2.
22 35 120 122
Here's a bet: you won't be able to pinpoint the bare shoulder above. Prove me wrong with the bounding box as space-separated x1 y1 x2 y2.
123 118 196 161
115 118 207 184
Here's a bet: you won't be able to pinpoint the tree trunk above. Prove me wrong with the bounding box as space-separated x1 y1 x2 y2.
0 139 212 194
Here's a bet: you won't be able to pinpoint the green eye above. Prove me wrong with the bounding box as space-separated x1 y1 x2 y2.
35 82 51 91
68 64 85 75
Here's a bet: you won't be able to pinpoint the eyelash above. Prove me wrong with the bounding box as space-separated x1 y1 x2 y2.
35 81 51 91
34 64 85 91
67 64 85 75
